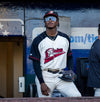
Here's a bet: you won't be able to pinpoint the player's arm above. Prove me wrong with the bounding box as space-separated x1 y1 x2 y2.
29 39 49 96
33 60 44 84
32 59 49 96
67 49 74 70
67 38 74 71
29 39 50 96
29 40 44 84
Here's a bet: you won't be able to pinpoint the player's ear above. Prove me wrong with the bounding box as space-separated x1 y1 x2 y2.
57 22 59 27
57 20 59 27
56 18 59 27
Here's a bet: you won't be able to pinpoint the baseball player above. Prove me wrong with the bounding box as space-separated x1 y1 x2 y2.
29 10 81 97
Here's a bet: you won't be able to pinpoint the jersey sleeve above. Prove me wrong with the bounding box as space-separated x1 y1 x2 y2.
33 60 44 84
29 39 44 84
29 39 40 61
67 38 74 71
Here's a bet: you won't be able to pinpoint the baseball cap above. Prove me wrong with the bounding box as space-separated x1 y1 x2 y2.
43 11 58 19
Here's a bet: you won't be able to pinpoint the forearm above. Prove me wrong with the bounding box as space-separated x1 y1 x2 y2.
33 60 44 84
67 55 74 71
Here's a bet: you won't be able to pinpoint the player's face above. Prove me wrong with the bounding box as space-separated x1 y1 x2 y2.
44 16 59 29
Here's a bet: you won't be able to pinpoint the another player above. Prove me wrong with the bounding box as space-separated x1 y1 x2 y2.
87 24 100 96
29 10 81 97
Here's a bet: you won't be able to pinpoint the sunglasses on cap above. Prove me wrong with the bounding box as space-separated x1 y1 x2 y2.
44 16 57 22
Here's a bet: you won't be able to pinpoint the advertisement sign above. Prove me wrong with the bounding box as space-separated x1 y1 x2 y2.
71 27 98 49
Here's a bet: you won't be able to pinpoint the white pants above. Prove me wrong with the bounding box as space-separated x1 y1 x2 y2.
94 88 100 96
35 71 81 97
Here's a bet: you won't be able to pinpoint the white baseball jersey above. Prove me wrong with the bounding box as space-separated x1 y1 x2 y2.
29 31 71 70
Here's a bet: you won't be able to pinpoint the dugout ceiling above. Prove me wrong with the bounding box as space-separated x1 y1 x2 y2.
0 0 100 10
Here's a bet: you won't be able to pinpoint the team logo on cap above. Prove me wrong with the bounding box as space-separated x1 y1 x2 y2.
49 11 53 14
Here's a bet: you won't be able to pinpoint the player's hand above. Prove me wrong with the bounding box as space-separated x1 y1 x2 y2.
41 83 50 96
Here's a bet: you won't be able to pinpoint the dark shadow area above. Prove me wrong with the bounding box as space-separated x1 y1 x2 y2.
75 57 94 96
0 0 100 10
